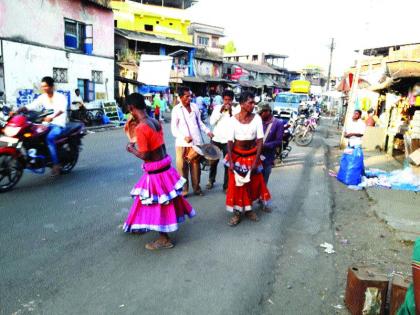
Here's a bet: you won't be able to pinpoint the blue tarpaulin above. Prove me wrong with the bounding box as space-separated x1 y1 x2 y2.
138 85 169 94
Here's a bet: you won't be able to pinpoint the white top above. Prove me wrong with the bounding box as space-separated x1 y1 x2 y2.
227 114 264 142
345 119 366 147
171 102 210 147
26 92 68 127
209 104 232 144
232 105 241 116
71 95 84 110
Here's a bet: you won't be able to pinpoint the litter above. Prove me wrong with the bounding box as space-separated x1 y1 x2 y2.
333 304 344 310
320 242 336 254
344 167 420 192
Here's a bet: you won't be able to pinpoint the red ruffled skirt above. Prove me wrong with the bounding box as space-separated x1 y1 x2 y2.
223 147 271 212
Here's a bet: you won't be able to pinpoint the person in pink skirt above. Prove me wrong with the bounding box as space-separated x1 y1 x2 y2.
123 93 195 250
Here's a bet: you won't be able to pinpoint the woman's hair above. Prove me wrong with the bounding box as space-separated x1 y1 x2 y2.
239 91 254 104
126 93 146 110
222 90 234 99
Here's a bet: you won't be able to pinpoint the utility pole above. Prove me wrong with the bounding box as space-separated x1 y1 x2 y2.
326 38 335 92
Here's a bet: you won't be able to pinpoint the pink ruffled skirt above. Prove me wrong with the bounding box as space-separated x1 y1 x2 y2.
123 155 195 233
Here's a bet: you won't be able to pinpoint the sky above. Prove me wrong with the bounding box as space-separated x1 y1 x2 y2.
187 0 420 75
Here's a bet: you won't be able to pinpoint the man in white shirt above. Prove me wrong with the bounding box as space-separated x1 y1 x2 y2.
71 88 88 124
344 109 366 147
20 76 68 175
171 86 214 196
207 90 234 191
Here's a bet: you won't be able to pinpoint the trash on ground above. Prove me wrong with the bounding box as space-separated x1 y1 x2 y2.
362 287 381 315
342 167 420 192
333 304 344 310
320 242 336 254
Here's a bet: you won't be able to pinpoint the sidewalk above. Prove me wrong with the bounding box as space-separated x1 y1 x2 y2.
324 118 420 242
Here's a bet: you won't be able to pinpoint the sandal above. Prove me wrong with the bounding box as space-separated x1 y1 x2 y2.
145 239 174 250
245 211 259 222
228 213 241 226
260 205 272 213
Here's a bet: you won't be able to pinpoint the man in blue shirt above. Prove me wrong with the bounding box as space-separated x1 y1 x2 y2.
258 103 284 184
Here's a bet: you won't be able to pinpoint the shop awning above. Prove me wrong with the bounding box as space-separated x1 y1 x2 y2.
239 80 265 89
182 76 206 83
115 76 144 86
115 28 195 49
387 60 420 79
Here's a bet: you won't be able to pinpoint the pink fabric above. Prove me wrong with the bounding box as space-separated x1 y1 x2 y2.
124 155 195 233
131 155 186 204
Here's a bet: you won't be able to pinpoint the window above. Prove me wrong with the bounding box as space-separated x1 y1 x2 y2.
144 24 154 31
53 68 68 83
156 21 160 24
92 70 103 84
198 36 209 46
65 19 84 50
252 55 258 61
169 22 173 26
64 19 93 54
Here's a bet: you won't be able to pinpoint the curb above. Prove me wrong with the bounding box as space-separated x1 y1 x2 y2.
86 124 124 132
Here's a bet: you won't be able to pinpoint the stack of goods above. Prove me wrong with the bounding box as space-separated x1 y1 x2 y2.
409 111 420 139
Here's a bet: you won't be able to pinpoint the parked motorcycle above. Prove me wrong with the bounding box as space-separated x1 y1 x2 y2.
0 107 86 192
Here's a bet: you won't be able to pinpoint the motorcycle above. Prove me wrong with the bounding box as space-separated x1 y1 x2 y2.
0 107 86 192
294 114 317 146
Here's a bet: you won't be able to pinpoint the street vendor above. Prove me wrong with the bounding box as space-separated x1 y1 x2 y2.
344 109 366 147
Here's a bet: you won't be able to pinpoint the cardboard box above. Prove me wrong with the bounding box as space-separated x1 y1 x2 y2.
409 148 420 166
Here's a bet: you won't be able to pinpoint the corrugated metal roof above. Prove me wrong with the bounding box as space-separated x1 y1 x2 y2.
115 28 195 48
226 62 281 75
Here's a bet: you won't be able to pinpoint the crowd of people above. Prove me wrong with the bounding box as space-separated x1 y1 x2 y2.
123 86 285 250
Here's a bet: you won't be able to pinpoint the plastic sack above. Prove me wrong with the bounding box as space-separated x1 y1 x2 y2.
102 114 111 124
337 147 364 186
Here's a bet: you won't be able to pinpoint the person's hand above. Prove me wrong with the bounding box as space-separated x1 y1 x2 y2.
43 117 53 123
126 142 136 154
229 159 234 172
251 161 257 173
185 136 193 143
207 131 214 139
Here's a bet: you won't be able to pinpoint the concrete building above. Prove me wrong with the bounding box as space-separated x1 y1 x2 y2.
111 0 194 43
189 22 224 57
0 0 115 107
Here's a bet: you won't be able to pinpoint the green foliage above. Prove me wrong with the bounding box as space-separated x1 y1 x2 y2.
224 40 237 54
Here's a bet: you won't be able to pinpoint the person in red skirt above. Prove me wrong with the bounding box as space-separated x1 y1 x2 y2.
224 91 271 226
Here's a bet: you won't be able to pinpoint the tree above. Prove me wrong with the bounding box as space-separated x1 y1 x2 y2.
224 40 237 54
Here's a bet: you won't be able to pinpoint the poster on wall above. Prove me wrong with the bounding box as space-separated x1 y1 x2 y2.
137 54 172 87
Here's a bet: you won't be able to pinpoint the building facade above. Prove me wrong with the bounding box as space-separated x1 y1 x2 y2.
111 0 193 43
0 0 114 107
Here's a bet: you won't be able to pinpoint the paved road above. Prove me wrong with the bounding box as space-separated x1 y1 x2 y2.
0 123 339 315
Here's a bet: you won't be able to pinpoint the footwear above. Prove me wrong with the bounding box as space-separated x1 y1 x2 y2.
228 212 241 226
261 206 272 213
145 239 174 250
206 182 214 190
245 211 259 222
194 190 204 196
182 190 189 198
51 164 61 177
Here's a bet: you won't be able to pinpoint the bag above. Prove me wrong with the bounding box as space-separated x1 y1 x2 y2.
337 146 364 185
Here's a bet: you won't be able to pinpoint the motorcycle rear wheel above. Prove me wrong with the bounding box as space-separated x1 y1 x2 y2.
0 153 24 192
294 130 314 146
60 144 79 174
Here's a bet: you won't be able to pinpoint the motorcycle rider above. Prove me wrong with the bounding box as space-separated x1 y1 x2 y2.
17 76 68 176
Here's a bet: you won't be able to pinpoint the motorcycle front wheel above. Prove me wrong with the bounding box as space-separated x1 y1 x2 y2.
294 129 314 146
0 153 24 192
